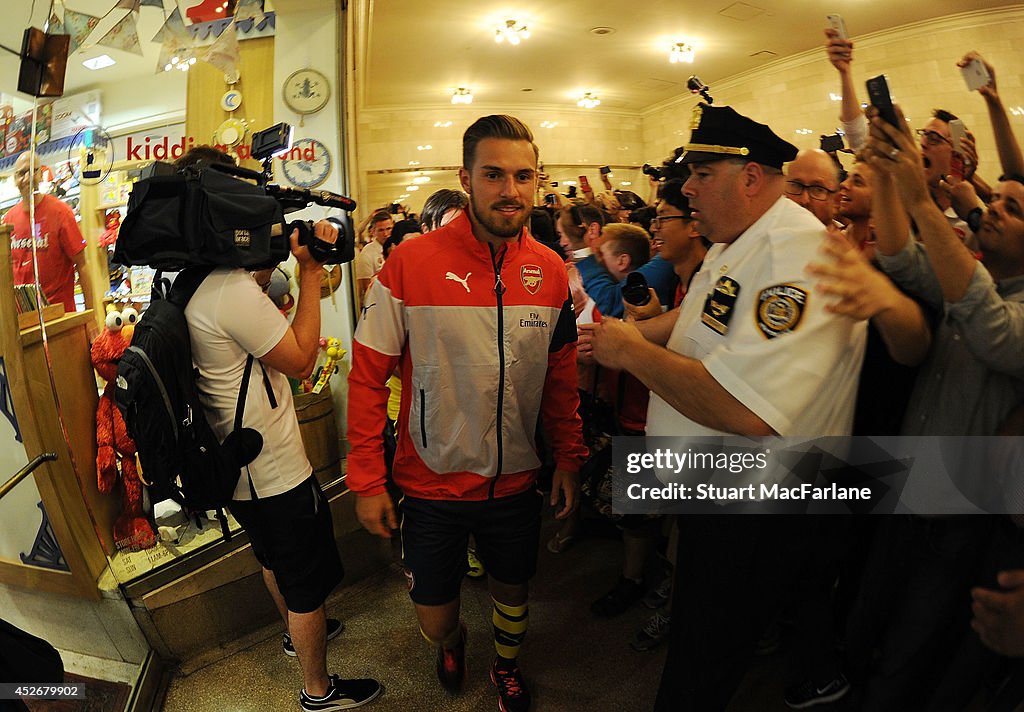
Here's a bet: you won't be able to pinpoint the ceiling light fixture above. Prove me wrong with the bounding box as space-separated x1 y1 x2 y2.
495 19 530 45
433 121 453 128
408 160 421 166
82 54 116 70
416 145 432 151
451 87 473 105
539 121 559 128
577 92 601 109
669 42 695 64
412 175 431 184
164 55 197 73
407 185 420 191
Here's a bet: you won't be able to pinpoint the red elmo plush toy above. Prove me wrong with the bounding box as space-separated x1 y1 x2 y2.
92 306 156 551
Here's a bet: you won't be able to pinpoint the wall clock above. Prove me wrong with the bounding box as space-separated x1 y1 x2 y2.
281 138 331 188
283 68 331 116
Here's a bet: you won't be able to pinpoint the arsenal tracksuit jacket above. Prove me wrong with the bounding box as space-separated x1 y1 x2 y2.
347 211 587 501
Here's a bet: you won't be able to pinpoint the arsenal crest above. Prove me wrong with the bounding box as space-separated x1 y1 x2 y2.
756 284 807 339
521 265 543 294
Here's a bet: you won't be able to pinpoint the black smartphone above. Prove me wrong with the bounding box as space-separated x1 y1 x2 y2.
388 202 400 214
622 272 651 306
599 165 612 175
866 74 900 128
820 133 844 153
544 193 557 206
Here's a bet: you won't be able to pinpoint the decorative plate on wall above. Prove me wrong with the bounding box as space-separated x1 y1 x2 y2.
281 138 331 188
282 68 331 116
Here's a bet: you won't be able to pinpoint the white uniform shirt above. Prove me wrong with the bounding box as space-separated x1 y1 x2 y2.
646 197 867 437
355 239 385 281
186 268 311 500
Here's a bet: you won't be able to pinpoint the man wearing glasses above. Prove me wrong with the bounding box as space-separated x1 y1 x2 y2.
917 109 978 250
783 149 841 227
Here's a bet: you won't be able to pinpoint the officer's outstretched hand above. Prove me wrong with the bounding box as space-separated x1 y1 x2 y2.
550 469 580 520
356 492 398 539
586 317 645 371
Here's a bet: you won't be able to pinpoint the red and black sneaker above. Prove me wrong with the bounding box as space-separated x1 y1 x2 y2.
435 622 467 693
490 657 532 712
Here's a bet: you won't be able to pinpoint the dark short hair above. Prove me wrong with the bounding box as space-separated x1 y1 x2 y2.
462 115 539 169
658 178 693 217
174 145 235 170
932 108 960 124
530 207 557 245
370 211 394 227
421 188 468 231
999 173 1024 186
629 205 657 233
383 219 421 257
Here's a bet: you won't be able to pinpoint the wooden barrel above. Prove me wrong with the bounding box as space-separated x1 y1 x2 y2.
292 385 342 487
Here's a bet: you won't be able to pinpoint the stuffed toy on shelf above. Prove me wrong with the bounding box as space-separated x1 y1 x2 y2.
91 305 156 551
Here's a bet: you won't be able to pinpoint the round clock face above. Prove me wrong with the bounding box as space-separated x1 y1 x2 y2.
282 138 331 188
283 69 330 115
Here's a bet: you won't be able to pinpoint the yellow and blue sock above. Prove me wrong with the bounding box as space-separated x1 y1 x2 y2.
492 598 528 662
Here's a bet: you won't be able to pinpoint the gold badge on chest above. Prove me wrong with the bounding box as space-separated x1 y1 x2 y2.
701 276 741 335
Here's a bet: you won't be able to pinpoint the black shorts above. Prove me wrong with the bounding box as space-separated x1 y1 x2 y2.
398 489 543 606
229 476 344 614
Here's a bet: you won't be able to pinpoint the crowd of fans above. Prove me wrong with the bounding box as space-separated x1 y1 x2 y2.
347 30 1024 711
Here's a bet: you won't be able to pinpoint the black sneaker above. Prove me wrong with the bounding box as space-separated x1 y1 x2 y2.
784 674 850 709
299 673 383 711
590 576 645 617
630 611 671 652
491 658 531 712
285 618 344 657
435 622 467 693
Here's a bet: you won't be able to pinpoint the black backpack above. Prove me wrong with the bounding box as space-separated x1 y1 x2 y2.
115 267 274 538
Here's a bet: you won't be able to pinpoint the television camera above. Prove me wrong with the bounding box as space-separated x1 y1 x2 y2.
113 123 356 271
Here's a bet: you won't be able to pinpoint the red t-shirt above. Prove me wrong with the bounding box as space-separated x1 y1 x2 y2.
3 194 85 311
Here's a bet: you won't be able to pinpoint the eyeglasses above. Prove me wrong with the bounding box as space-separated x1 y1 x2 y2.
915 129 952 147
650 215 688 229
784 181 836 201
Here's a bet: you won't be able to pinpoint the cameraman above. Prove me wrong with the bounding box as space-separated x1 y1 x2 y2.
175 147 383 710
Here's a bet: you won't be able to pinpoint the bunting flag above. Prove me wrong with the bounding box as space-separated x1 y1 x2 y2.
155 35 196 74
233 0 265 25
62 8 101 54
139 0 164 5
115 0 141 11
48 13 67 37
203 22 240 82
151 6 188 44
97 12 144 55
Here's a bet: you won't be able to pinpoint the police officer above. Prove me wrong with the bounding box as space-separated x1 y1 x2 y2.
583 104 867 710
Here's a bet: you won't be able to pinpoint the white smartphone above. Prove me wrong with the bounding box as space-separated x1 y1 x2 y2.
961 58 991 91
949 119 966 153
827 14 848 40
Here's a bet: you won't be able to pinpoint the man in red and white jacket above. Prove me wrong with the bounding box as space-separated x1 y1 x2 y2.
347 115 586 712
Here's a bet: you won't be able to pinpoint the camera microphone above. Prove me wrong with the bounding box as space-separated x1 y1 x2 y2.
687 76 714 104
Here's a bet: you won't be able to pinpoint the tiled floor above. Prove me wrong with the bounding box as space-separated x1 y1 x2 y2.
161 516 669 712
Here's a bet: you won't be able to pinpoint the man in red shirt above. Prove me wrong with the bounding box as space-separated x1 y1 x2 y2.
4 151 94 313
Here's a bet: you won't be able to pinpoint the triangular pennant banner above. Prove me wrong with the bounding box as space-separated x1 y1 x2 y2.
97 12 144 55
139 0 163 6
63 9 101 54
115 0 141 10
232 0 265 25
203 22 241 82
155 36 196 74
48 14 67 37
151 6 188 44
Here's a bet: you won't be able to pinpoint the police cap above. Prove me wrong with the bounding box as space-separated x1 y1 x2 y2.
678 104 798 170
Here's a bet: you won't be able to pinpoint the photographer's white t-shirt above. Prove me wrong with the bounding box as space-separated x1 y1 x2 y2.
185 267 311 500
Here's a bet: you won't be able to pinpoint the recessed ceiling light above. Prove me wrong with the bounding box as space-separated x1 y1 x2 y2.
620 181 632 186
82 55 116 70
433 121 453 128
408 160 421 166
407 185 420 191
589 27 616 36
412 175 431 184
417 145 432 151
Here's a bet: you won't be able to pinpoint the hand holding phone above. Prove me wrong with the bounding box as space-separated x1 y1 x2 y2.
866 75 900 128
961 57 992 92
826 14 848 40
949 119 966 153
579 176 592 194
